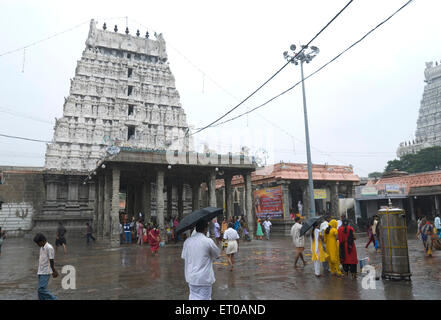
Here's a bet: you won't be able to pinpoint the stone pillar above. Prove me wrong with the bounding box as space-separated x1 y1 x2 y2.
192 182 201 211
435 195 440 216
97 174 104 238
280 182 290 220
103 171 111 238
224 174 233 220
127 184 134 219
110 167 121 247
46 177 58 204
88 180 96 225
244 173 254 239
67 176 79 204
156 170 165 241
208 171 217 207
167 183 173 220
177 182 184 220
330 183 339 218
143 180 152 224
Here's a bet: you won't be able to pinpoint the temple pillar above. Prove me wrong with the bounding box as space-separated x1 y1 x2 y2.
67 176 79 205
143 180 152 224
156 169 165 241
97 174 104 238
330 183 339 218
244 173 254 239
46 177 58 204
225 174 233 220
192 181 201 211
103 171 111 238
110 167 120 247
280 182 290 220
177 181 184 220
208 171 217 207
167 183 173 220
88 180 96 226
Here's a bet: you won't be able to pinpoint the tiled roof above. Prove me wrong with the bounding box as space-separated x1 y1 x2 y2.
217 162 360 188
371 170 441 193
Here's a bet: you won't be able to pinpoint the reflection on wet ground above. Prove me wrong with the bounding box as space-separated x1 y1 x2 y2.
0 235 440 299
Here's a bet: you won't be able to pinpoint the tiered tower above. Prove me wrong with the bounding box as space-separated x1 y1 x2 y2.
397 61 441 157
45 19 190 172
36 19 191 237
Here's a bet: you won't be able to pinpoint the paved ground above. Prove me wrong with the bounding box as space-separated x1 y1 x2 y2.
0 234 440 300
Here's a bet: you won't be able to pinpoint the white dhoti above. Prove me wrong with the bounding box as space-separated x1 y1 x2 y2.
189 284 212 300
225 240 238 255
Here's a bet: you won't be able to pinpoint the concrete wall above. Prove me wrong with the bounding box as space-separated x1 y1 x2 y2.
0 168 45 236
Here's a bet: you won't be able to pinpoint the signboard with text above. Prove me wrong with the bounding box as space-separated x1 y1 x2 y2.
254 186 284 220
314 189 327 199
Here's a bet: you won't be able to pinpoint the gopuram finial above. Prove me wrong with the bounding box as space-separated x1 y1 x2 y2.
114 25 118 32
125 27 129 35
103 22 107 30
136 29 140 37
145 31 149 38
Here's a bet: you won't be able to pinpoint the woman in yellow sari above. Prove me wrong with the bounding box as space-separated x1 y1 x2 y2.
311 222 328 277
324 219 342 276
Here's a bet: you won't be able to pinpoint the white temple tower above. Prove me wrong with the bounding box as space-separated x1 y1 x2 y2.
36 19 192 236
45 19 191 173
397 61 441 157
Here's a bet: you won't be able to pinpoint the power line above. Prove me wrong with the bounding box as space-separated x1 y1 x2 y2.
0 133 51 143
0 16 129 58
0 107 54 125
189 0 355 137
211 0 414 128
0 20 90 58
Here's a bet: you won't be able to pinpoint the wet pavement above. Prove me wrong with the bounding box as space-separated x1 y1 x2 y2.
0 234 440 300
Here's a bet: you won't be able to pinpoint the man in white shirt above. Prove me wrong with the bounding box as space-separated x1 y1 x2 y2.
290 216 306 268
223 222 240 271
181 220 220 300
262 218 272 240
33 233 58 300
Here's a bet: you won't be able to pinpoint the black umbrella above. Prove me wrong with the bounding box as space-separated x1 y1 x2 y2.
299 216 323 237
175 207 223 235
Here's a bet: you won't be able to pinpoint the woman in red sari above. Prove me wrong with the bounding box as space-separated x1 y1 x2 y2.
148 227 161 255
338 220 358 279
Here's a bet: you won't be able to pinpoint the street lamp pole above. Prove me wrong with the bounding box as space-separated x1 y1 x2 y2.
283 44 320 217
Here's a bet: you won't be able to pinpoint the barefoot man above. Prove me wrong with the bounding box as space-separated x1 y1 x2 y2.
290 216 306 268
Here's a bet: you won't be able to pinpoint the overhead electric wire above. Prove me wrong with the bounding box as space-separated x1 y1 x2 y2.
210 0 414 128
0 16 127 58
0 133 51 143
0 20 89 58
0 107 54 125
189 0 354 136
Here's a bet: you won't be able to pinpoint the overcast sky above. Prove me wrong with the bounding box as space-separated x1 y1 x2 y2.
0 0 440 177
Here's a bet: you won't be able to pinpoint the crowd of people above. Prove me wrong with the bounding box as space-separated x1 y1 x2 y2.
290 215 360 279
11 209 441 300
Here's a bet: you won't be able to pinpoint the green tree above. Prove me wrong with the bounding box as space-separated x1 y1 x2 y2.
384 146 441 173
368 171 383 179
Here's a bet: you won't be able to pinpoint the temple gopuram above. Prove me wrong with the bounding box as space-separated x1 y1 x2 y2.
33 19 255 245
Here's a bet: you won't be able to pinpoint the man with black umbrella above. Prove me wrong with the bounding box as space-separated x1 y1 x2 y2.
181 220 220 300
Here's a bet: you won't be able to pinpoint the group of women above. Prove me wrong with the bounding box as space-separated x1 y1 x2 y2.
311 219 359 279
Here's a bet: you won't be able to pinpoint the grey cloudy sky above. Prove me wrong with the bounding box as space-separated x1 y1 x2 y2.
0 0 440 177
